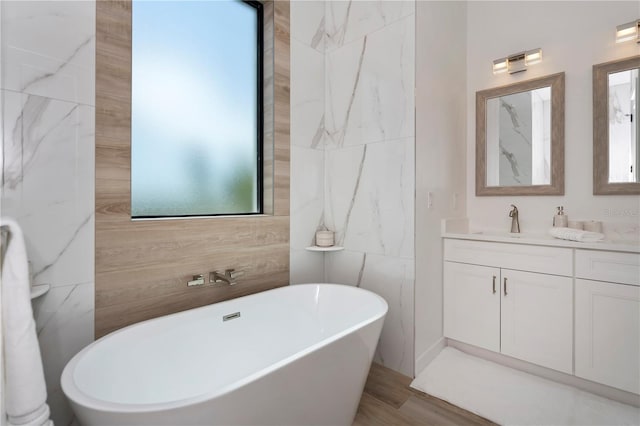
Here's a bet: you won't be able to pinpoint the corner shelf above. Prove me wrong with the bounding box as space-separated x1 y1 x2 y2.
305 246 344 252
30 284 50 300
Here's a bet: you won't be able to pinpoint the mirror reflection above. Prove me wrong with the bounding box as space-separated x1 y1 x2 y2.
608 68 639 183
485 87 551 187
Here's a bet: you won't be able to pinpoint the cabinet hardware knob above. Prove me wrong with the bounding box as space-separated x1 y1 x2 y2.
504 277 508 296
492 275 496 294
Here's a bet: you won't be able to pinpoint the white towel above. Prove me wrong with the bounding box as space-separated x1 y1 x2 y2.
0 218 52 426
548 227 605 243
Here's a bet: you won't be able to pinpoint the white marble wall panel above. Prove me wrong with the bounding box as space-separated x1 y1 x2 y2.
325 137 414 258
290 146 324 250
1 91 95 426
325 250 414 376
291 39 324 149
3 94 95 289
325 0 414 52
1 2 95 424
290 1 325 284
290 0 325 52
290 249 326 285
0 0 95 106
1 89 24 215
32 282 94 425
322 1 415 377
325 13 414 148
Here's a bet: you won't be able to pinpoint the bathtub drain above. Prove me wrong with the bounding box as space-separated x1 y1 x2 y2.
223 312 241 322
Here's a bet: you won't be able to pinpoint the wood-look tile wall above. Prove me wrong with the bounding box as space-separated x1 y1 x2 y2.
95 0 290 338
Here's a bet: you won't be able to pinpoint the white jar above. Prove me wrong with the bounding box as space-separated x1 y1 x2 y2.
315 230 335 247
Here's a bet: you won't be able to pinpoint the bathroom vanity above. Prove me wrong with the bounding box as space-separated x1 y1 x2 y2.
442 231 640 395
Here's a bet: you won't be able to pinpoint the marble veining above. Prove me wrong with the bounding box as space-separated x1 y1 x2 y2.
338 144 367 245
356 252 367 288
501 99 532 147
325 138 414 258
325 37 367 149
1 90 25 191
290 0 325 52
31 213 93 280
325 250 414 376
19 36 93 96
1 0 96 106
325 0 415 52
500 141 523 184
325 14 414 148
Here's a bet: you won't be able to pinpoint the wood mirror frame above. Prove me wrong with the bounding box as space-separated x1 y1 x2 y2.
593 55 640 195
476 72 565 196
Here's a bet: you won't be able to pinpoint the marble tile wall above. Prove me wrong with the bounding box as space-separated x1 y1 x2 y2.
322 0 416 377
290 0 326 284
0 1 95 425
289 0 415 376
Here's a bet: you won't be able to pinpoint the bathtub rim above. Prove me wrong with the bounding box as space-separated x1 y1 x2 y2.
61 283 388 414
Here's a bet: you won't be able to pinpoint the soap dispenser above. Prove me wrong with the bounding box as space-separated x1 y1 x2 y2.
553 206 568 227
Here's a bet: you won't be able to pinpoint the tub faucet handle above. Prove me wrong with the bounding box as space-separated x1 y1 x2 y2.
210 269 244 286
226 269 244 281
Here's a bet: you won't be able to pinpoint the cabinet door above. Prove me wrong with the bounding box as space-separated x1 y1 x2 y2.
444 262 500 352
500 269 573 373
575 279 640 394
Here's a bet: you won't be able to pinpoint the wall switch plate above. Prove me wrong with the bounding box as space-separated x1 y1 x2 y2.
427 192 433 209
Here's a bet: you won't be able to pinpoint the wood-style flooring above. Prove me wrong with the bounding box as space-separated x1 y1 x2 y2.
354 363 496 426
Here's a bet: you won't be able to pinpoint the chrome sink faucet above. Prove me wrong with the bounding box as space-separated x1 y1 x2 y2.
210 269 243 286
509 204 520 233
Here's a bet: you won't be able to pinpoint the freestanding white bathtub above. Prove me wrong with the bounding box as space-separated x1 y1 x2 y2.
61 283 387 425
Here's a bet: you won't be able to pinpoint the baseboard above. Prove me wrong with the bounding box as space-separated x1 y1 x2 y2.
447 339 640 408
415 337 446 377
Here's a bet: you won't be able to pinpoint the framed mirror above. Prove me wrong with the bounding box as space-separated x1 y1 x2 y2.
593 55 640 195
476 73 565 196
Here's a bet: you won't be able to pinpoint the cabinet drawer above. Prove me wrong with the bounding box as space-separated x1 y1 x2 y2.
444 239 572 276
575 250 640 286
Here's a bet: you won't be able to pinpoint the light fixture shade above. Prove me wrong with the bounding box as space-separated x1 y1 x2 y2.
524 48 542 66
616 19 639 43
492 48 543 76
493 57 508 74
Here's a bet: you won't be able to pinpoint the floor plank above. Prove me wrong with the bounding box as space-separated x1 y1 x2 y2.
353 393 418 426
355 363 495 426
362 362 414 409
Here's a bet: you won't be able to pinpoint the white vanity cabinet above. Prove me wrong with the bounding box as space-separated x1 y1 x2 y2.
574 250 640 395
442 234 640 395
443 239 573 373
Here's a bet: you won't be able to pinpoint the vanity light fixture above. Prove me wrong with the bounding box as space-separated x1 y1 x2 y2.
492 48 543 75
616 19 640 43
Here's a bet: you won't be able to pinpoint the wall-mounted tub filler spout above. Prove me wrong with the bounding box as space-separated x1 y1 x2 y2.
509 204 520 233
210 269 244 286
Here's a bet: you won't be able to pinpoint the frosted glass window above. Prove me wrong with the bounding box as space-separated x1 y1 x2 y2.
131 0 262 218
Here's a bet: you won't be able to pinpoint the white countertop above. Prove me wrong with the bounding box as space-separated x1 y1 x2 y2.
442 231 640 254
